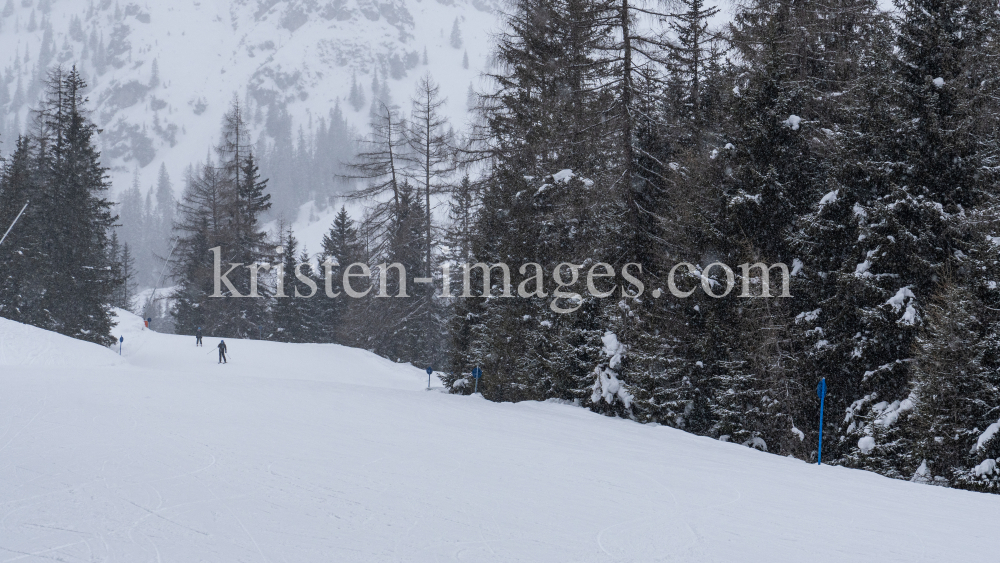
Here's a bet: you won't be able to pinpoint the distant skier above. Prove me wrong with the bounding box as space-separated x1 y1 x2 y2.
217 340 227 364
196 327 203 347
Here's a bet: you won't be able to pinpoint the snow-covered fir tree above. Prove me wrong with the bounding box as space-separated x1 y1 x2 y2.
171 100 273 339
0 68 117 344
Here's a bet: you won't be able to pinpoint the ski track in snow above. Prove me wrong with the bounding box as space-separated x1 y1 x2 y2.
0 311 998 562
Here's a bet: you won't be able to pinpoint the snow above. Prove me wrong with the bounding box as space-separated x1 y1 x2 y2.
2 312 999 561
592 331 632 408
551 169 576 183
858 436 876 454
887 287 914 310
900 302 920 325
791 257 804 276
783 114 802 130
0 316 124 368
601 331 624 370
855 259 872 276
875 397 915 427
933 77 945 88
912 460 931 484
887 287 919 325
974 459 997 477
819 189 838 207
977 419 1000 450
795 308 821 324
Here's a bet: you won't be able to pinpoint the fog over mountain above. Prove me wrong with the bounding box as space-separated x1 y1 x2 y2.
0 0 497 305
0 0 496 213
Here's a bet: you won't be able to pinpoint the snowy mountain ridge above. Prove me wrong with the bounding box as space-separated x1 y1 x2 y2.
0 0 497 202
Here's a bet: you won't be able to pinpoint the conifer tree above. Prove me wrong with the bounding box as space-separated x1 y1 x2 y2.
116 171 149 286
348 70 366 112
450 18 462 49
348 101 407 234
445 174 475 265
407 75 453 278
172 163 225 336
361 182 440 365
320 206 364 344
821 0 1000 474
154 163 174 257
904 283 1000 487
108 234 137 311
690 0 890 456
272 228 313 343
0 136 42 324
666 0 720 142
223 104 273 337
32 67 117 344
171 100 273 338
449 0 619 401
149 58 159 88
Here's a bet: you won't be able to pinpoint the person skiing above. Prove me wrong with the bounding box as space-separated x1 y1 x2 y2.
217 340 227 364
196 327 203 347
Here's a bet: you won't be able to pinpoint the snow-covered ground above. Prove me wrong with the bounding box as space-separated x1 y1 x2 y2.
1 312 997 562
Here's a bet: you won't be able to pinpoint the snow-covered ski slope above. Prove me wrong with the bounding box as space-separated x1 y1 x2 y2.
1 312 997 562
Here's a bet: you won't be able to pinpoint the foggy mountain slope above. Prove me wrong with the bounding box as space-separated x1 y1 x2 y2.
0 0 497 207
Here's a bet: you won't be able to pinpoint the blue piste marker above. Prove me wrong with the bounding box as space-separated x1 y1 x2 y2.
471 366 483 394
817 378 827 465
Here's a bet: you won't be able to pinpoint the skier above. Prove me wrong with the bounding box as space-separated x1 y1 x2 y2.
196 327 203 347
217 339 227 364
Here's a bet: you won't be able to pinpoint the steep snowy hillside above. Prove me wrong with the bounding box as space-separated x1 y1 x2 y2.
0 0 497 205
0 312 998 561
0 314 123 367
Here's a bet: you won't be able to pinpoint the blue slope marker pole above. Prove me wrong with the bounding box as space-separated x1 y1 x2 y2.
426 367 433 390
119 335 124 356
472 366 483 394
817 378 827 465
